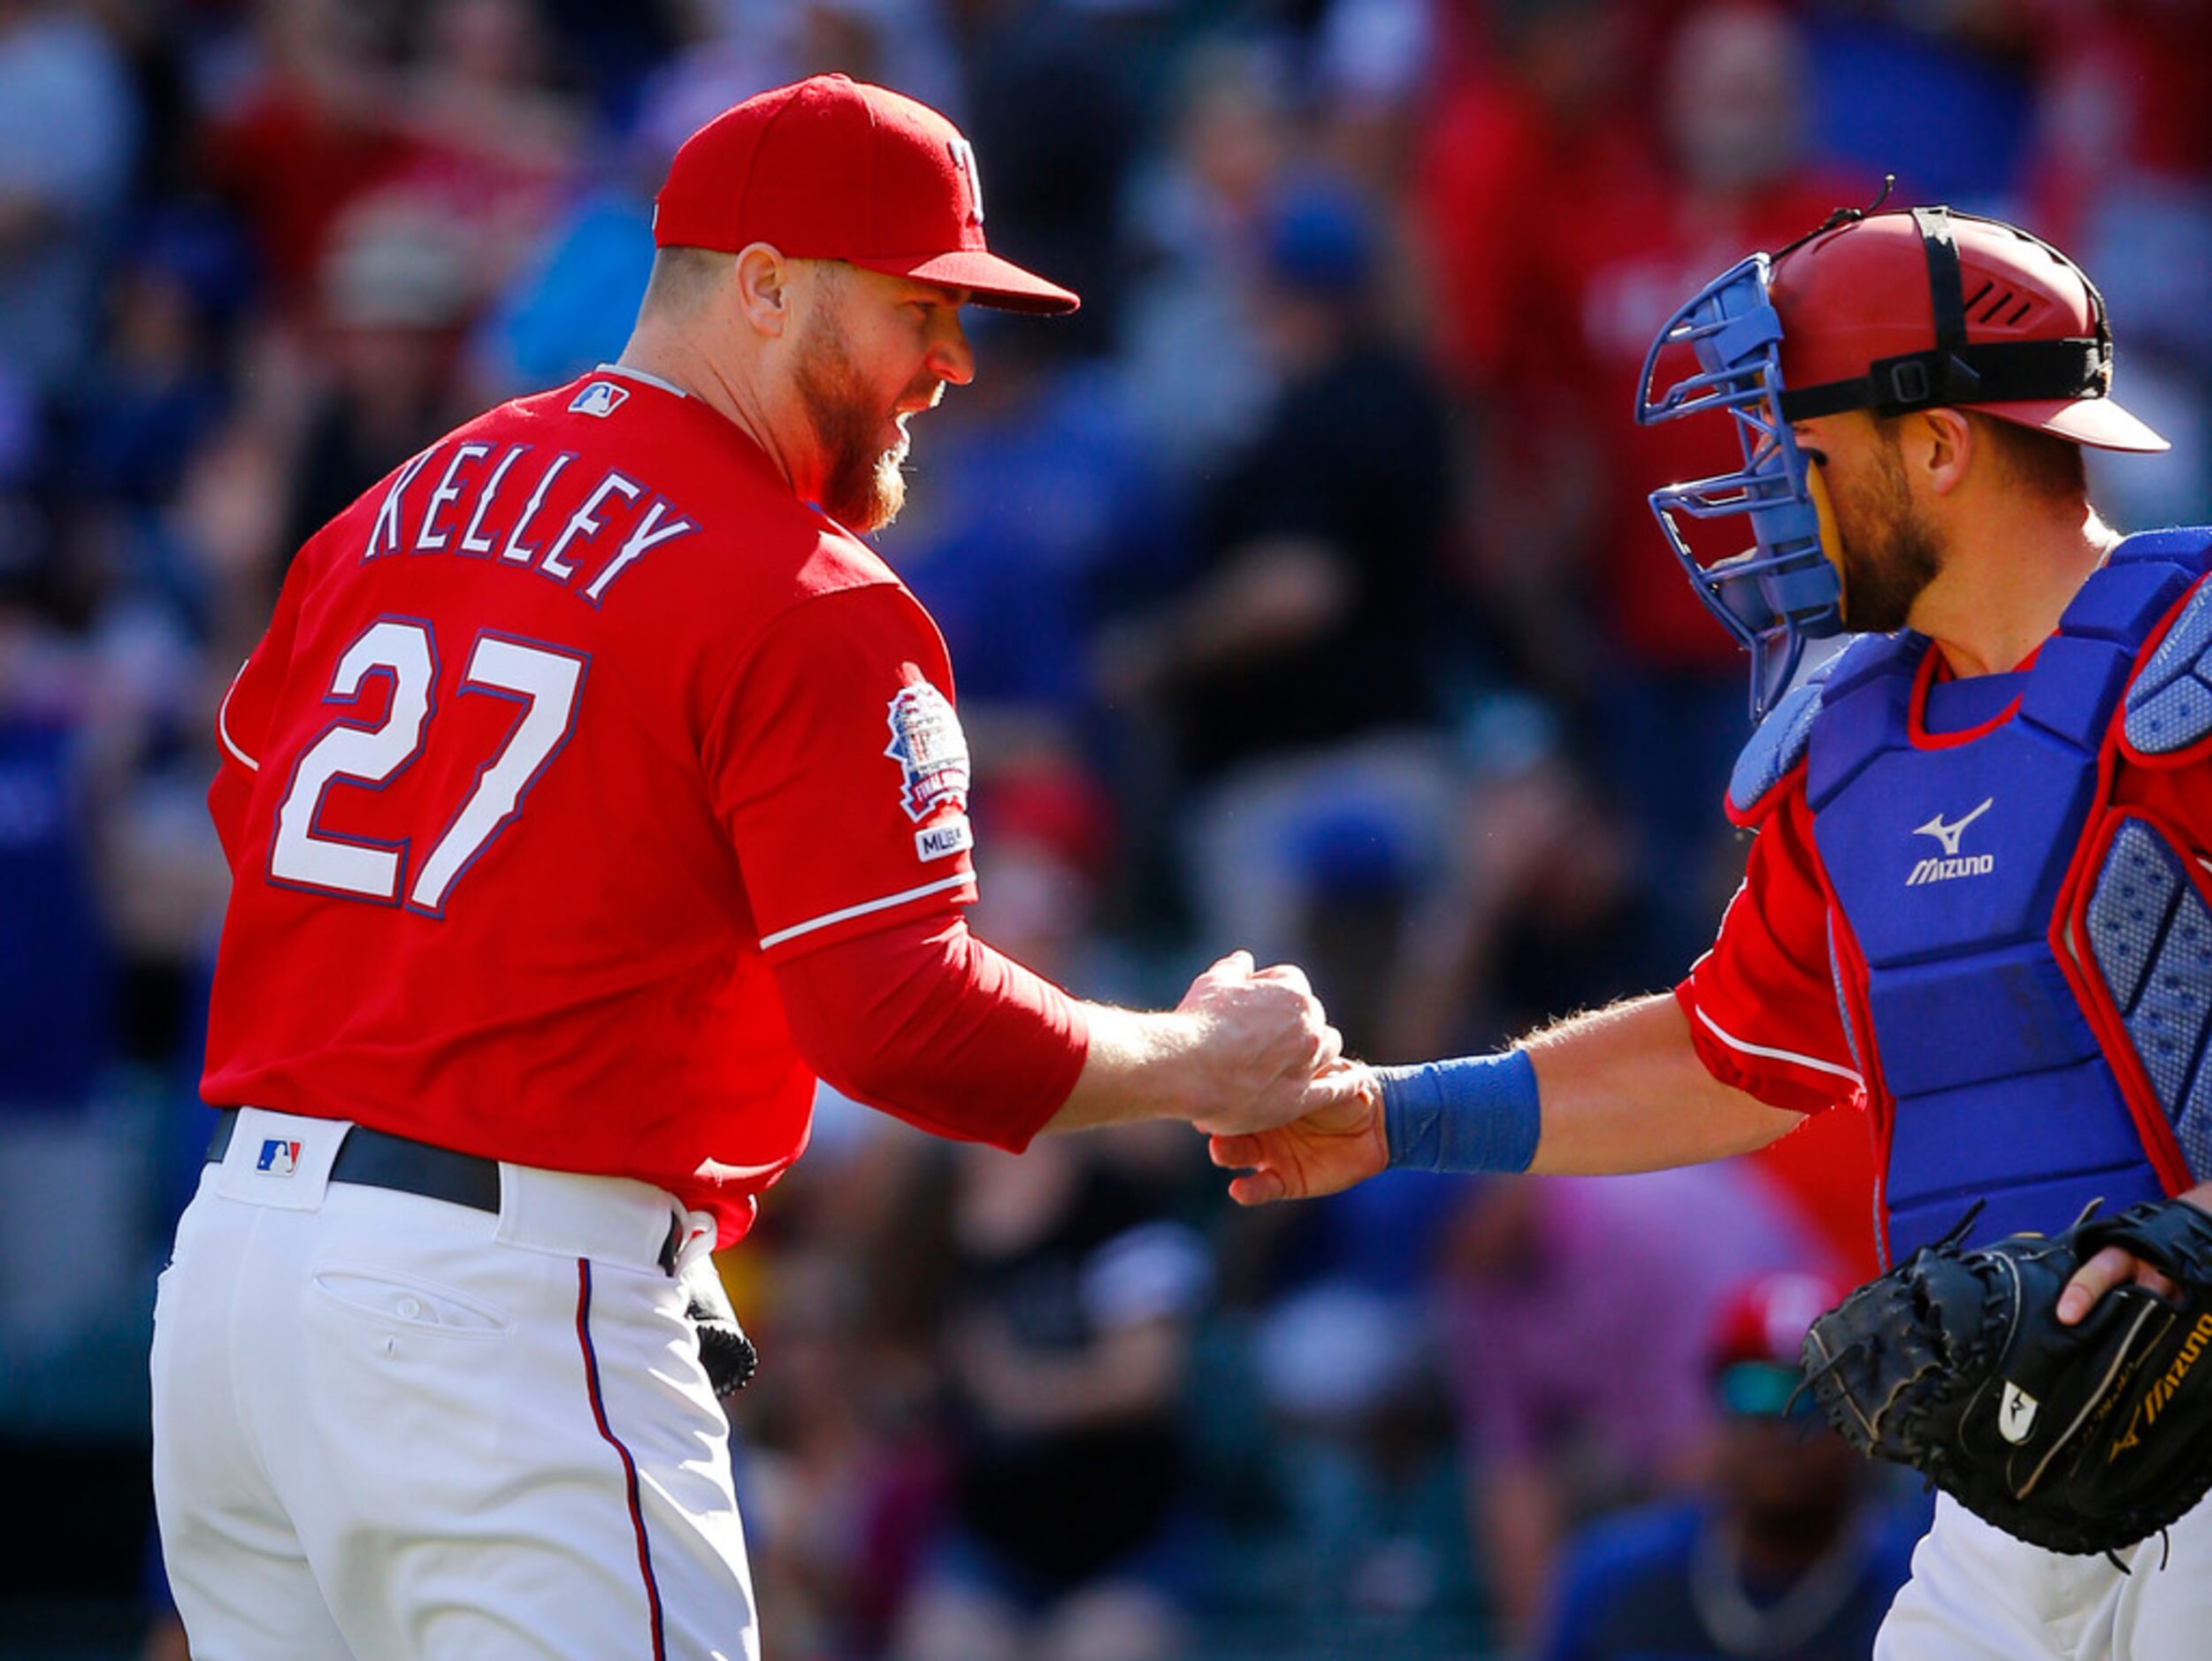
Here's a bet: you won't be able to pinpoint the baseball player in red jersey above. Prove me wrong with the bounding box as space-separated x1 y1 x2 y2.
152 74 1355 1660
1211 203 2212 1655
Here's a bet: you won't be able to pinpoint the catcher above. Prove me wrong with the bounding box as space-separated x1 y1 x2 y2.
1208 200 2212 1657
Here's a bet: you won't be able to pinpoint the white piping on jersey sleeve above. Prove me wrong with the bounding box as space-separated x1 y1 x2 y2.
758 870 974 951
217 661 258 771
1692 1005 1862 1087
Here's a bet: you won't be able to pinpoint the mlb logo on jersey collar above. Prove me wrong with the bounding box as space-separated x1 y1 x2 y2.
569 380 630 418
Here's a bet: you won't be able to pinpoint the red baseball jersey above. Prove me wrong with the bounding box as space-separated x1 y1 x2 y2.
203 367 1001 1239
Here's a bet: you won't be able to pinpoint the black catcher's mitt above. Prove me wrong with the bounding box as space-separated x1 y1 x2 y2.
1801 1198 2212 1555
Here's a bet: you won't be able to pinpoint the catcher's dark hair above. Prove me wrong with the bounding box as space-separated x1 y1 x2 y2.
1975 416 2088 501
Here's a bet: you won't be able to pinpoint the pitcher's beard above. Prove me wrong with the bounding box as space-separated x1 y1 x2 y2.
794 330 909 532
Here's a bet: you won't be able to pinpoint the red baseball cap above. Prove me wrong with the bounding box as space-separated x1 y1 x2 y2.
653 74 1080 316
1709 1268 1848 1416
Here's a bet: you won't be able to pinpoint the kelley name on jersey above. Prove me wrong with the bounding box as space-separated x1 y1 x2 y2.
364 435 700 607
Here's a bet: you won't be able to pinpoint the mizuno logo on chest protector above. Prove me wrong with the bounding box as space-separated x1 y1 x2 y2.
1909 798 1995 885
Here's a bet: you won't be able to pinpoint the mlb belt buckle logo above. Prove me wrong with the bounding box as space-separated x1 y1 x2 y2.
256 1138 303 1176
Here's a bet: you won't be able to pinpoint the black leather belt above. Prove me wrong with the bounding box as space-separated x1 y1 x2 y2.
205 1109 681 1274
207 1107 501 1212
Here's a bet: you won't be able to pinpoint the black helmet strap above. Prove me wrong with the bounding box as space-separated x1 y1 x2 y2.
1777 203 2113 424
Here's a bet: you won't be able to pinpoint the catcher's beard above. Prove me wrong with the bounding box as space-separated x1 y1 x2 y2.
792 319 910 533
1833 428 1942 634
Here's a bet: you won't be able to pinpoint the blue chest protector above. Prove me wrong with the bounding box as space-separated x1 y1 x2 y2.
1748 528 2212 1263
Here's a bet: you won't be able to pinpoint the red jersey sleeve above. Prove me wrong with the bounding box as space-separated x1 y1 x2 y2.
708 583 979 961
772 915 1088 1152
1676 789 1864 1117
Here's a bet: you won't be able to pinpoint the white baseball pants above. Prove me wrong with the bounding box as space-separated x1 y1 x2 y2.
1877 1490 2212 1659
151 1108 758 1659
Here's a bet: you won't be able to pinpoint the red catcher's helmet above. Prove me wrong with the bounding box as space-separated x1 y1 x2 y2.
1768 207 2166 453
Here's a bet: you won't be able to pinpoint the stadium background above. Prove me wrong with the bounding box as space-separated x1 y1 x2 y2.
2 0 2208 1655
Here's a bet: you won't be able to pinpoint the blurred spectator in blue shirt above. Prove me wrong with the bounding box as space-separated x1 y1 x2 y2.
0 543 123 1371
953 0 1135 358
71 210 248 516
468 181 653 400
1536 1269 1921 1661
1801 0 2038 209
1439 1165 1829 1640
1239 1275 1482 1634
0 0 137 402
0 567 109 1113
884 321 1175 741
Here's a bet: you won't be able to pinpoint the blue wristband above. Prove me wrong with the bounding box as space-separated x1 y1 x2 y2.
1376 1049 1540 1175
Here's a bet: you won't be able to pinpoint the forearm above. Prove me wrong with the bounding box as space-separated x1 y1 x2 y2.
782 922 1217 1137
1522 993 1800 1173
1384 992 1799 1177
785 929 1343 1143
1043 1004 1206 1132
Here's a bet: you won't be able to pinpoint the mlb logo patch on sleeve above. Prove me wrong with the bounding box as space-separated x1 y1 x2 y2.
569 380 631 418
915 815 974 861
257 1138 303 1175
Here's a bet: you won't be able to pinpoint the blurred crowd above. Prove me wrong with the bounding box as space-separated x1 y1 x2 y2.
3 0 2208 1656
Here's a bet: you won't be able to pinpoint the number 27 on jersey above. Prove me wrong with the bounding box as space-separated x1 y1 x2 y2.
266 617 586 915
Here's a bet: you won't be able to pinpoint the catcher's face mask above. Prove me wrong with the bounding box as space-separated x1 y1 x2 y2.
1636 200 2161 720
1635 252 1836 720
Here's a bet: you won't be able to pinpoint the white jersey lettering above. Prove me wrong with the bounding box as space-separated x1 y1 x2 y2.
364 446 440 560
541 471 642 581
501 452 575 564
456 444 527 557
583 499 699 603
417 443 492 553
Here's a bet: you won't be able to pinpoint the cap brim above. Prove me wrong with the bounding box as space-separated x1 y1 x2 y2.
1978 395 2170 454
847 249 1080 315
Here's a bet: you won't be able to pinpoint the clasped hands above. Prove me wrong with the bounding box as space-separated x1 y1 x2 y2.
1175 950 1389 1206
